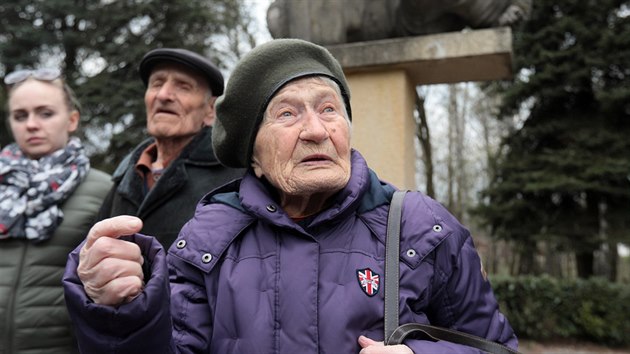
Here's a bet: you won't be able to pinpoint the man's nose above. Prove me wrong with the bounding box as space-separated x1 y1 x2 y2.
156 82 176 100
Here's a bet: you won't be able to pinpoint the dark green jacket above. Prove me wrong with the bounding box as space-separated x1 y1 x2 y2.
0 168 112 354
97 126 244 248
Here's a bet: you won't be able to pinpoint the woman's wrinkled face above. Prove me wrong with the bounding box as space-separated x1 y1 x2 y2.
251 76 352 196
8 79 79 159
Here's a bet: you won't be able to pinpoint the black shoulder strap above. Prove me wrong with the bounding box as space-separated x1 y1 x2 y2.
383 190 520 354
387 323 520 354
384 190 407 342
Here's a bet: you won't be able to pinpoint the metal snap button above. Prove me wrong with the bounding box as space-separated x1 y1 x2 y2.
266 205 277 212
201 253 213 263
432 224 442 232
406 249 417 258
176 240 187 249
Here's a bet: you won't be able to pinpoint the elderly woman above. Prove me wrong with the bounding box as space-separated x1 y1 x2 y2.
1 68 112 353
63 39 517 354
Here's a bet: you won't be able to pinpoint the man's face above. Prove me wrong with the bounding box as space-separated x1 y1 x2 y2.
252 76 352 197
144 62 215 140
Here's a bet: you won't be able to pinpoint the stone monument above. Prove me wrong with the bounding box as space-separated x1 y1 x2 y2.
267 0 532 45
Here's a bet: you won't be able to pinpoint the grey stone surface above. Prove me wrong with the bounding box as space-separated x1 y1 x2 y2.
326 27 514 85
267 0 531 45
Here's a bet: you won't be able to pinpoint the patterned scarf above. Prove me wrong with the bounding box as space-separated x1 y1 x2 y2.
0 137 90 242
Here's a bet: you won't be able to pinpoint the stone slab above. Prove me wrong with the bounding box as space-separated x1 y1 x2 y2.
326 27 513 85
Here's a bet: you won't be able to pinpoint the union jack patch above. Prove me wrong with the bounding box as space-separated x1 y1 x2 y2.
356 268 380 297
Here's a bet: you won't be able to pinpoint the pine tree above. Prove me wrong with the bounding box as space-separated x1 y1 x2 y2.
476 0 630 279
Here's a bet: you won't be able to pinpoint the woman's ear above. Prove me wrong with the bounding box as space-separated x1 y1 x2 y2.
251 156 264 178
68 110 80 133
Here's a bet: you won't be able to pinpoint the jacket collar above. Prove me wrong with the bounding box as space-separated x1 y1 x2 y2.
183 126 221 167
113 126 219 212
183 150 397 273
211 149 388 230
113 126 219 181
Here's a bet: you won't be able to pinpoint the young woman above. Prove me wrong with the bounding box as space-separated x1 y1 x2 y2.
0 68 112 353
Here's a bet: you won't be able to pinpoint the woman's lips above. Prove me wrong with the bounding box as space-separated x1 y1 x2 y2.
27 137 44 144
301 154 332 163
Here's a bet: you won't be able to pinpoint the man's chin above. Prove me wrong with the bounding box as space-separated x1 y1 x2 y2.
148 126 201 140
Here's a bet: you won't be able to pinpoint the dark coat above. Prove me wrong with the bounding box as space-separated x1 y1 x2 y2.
97 126 244 248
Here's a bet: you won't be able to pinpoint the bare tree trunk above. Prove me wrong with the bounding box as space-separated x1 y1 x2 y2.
608 241 619 282
544 242 563 277
445 84 470 221
599 200 618 282
509 241 520 276
575 194 601 279
415 91 435 198
489 240 498 274
446 85 458 217
474 87 503 275
518 240 537 275
576 251 594 278
456 84 469 223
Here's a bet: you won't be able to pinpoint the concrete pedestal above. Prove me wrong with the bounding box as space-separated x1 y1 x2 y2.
326 27 513 190
346 70 416 189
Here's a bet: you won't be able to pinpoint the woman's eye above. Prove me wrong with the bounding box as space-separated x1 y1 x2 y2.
12 112 28 122
40 110 55 118
278 110 294 119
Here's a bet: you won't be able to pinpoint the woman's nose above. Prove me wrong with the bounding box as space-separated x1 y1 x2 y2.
299 110 329 142
25 115 40 130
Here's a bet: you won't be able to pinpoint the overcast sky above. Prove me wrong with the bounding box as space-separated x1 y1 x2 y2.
246 0 273 43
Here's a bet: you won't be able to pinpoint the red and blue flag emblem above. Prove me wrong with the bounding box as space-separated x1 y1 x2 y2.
357 268 380 297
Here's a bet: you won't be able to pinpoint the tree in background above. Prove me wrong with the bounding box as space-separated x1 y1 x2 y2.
0 0 258 171
476 0 630 279
414 88 435 199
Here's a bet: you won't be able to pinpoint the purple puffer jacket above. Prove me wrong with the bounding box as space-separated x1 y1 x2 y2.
63 150 517 354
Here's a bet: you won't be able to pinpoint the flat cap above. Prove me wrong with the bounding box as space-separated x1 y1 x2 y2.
213 38 350 168
139 48 224 96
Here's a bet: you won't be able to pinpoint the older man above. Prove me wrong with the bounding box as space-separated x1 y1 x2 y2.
64 40 517 354
97 48 244 247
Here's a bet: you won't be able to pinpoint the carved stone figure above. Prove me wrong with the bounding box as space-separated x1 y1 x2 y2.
267 0 532 45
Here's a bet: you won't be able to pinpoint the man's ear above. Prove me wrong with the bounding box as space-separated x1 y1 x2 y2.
203 97 217 126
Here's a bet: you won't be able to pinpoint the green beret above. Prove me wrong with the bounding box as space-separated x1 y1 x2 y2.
213 38 351 168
